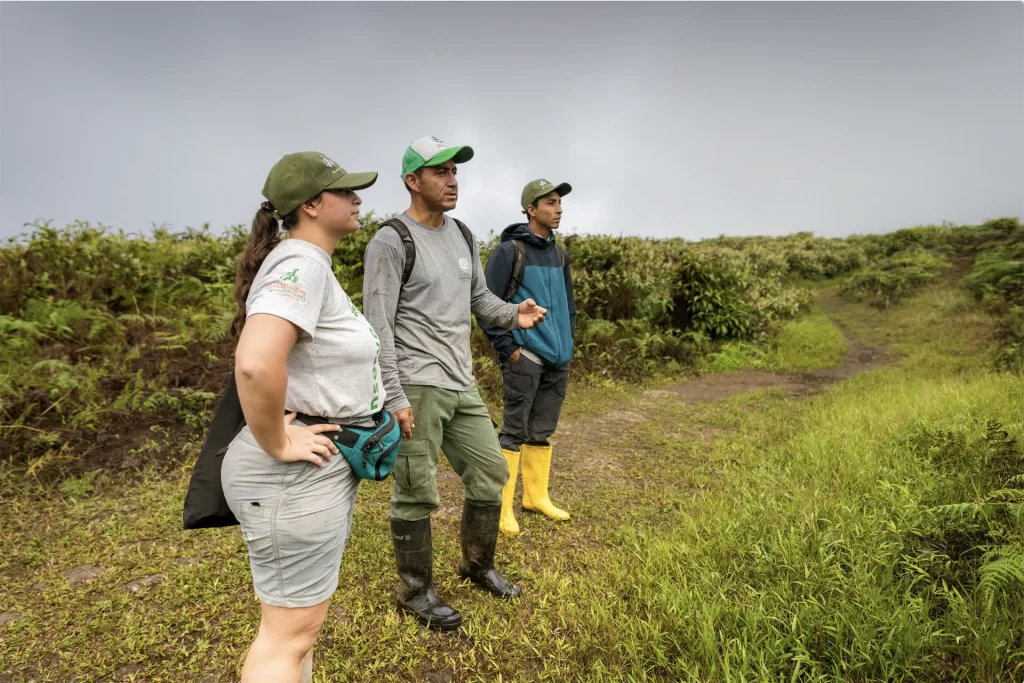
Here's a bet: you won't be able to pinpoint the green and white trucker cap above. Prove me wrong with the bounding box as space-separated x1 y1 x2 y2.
401 136 475 177
262 151 377 217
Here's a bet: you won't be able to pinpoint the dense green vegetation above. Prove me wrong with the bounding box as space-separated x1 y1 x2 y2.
0 215 812 478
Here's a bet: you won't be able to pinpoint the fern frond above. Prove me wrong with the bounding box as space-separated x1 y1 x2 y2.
0 315 43 337
144 314 173 327
987 488 1024 503
156 344 189 353
205 310 233 342
31 359 71 374
117 313 147 326
926 502 992 522
1004 474 1024 488
978 545 1024 610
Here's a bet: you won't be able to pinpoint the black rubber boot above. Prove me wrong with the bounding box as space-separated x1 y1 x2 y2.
391 517 463 631
458 500 523 598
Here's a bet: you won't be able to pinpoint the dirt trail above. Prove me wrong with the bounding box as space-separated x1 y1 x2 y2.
536 321 888 497
669 325 888 404
554 318 886 461
433 316 888 523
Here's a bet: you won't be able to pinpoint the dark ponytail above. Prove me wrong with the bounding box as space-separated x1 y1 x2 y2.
231 202 299 339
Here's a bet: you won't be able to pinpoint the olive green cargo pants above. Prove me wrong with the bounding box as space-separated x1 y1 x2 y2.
390 384 508 522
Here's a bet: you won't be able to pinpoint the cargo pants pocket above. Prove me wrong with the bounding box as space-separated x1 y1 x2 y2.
394 439 429 492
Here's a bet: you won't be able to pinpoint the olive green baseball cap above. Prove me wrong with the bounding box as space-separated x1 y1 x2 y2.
262 151 377 218
401 135 474 178
521 178 572 213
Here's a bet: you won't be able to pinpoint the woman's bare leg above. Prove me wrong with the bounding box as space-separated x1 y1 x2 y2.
240 599 328 683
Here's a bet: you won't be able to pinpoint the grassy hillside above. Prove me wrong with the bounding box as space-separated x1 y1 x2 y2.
1 216 1022 682
0 216 817 482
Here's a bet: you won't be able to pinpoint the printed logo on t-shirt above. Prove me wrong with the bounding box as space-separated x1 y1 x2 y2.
280 268 299 283
458 258 470 272
267 280 307 302
369 323 381 411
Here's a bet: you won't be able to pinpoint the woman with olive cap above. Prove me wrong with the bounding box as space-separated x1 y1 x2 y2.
221 151 384 683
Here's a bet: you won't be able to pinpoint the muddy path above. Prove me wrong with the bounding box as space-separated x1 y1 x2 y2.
668 321 888 404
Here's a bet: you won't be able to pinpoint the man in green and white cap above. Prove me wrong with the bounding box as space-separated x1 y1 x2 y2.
362 136 548 631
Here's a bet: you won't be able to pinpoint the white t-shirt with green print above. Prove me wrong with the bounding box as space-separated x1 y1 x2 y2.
245 238 384 427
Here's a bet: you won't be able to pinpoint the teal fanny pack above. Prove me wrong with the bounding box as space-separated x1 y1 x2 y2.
295 410 401 481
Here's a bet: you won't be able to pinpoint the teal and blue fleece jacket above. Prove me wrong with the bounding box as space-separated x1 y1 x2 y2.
480 223 577 367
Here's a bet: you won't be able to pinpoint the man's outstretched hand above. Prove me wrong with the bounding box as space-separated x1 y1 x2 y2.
517 298 547 329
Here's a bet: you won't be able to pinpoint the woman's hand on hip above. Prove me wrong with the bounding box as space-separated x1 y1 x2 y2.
270 413 341 467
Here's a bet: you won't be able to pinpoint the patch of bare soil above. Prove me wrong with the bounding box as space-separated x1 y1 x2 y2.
552 317 888 497
4 336 237 487
673 325 888 403
125 574 163 594
65 565 105 586
417 316 888 534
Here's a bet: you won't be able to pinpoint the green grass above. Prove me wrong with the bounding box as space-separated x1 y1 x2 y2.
600 369 1023 681
2 281 1022 682
821 283 998 373
764 311 848 371
0 378 679 683
701 307 848 374
699 340 768 373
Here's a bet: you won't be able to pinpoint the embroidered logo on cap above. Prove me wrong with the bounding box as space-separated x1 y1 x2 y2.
321 155 341 173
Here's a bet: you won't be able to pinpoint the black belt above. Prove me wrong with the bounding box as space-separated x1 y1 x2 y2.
289 410 389 450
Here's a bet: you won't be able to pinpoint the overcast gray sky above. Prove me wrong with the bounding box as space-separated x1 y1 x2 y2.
1 2 1022 242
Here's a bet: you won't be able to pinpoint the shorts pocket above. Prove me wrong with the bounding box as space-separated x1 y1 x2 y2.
240 499 277 565
284 460 322 488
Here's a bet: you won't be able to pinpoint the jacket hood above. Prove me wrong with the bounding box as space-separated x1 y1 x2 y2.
500 222 555 248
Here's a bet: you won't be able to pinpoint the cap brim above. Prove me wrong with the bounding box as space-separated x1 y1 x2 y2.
326 171 378 191
423 145 474 167
522 182 573 212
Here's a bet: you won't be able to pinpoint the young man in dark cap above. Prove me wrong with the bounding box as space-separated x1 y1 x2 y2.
362 137 548 631
479 179 576 536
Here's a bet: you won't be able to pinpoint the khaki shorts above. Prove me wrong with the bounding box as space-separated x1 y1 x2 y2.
221 424 360 608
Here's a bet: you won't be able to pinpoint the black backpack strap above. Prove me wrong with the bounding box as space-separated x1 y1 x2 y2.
382 218 415 286
503 239 528 301
555 243 567 268
384 216 475 287
452 218 475 256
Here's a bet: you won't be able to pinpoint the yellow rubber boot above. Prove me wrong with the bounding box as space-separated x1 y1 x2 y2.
521 444 570 521
499 449 521 536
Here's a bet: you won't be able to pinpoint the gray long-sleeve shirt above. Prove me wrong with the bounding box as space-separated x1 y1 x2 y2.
362 212 520 413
